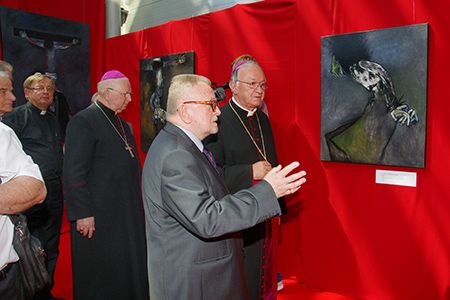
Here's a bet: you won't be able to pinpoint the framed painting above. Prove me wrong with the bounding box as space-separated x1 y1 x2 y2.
320 24 428 168
140 51 195 152
0 7 91 114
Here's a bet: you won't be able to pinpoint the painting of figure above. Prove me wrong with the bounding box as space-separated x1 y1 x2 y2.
320 24 428 168
0 7 90 114
140 51 195 152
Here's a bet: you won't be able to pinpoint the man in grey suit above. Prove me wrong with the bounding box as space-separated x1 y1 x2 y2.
142 74 306 300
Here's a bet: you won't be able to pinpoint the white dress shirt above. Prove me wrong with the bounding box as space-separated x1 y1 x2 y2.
0 122 43 270
174 123 204 152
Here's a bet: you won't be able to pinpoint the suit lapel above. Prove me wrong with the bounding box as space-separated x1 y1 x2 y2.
163 123 229 193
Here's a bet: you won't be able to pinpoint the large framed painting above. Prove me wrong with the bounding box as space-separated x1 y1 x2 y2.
0 7 91 114
320 24 428 168
140 51 195 152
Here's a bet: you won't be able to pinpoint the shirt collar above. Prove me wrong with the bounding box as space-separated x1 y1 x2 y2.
173 124 204 152
26 101 48 115
232 97 257 117
95 100 116 117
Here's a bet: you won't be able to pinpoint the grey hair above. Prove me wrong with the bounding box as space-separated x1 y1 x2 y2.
97 80 108 92
0 60 13 74
166 74 211 115
230 60 259 82
0 70 10 79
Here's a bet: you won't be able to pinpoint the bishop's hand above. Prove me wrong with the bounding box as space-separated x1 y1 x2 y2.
76 216 95 239
252 160 273 180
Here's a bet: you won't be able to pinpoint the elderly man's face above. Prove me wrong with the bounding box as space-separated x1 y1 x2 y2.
25 77 55 111
0 76 16 116
232 64 266 110
183 82 221 140
105 78 132 113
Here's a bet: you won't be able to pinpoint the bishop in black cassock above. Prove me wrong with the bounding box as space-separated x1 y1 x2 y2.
63 71 149 300
206 57 285 300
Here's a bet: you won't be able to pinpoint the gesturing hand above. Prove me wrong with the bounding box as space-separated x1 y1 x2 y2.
263 161 306 198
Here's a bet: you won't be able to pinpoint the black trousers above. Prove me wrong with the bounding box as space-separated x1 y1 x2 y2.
0 262 25 300
26 178 64 299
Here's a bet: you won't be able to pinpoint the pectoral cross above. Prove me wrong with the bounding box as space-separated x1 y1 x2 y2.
125 143 135 158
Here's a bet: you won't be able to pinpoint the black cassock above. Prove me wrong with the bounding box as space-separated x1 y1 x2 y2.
206 99 285 300
63 102 149 300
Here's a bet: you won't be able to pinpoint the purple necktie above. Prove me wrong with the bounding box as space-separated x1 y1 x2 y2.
203 148 220 174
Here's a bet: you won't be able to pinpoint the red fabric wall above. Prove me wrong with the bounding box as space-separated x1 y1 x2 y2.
104 1 450 299
0 0 105 94
2 0 448 299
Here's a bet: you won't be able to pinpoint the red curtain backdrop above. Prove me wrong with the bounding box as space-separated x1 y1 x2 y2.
2 0 449 299
0 0 105 94
105 1 450 299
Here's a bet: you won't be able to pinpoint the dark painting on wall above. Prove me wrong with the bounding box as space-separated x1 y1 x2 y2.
0 7 90 114
140 51 195 152
320 24 428 168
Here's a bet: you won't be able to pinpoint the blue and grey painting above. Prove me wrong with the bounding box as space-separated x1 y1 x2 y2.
320 24 428 168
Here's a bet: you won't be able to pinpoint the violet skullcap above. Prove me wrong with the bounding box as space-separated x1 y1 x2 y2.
100 70 127 81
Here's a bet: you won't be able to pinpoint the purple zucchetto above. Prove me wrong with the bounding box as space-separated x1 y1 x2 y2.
100 70 127 81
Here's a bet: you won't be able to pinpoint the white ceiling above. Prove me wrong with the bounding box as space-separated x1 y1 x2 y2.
119 0 261 35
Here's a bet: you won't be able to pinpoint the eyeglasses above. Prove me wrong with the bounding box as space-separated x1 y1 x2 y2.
182 100 219 111
27 86 55 93
108 87 133 98
236 80 267 91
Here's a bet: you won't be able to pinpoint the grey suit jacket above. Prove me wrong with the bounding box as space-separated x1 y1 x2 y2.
142 122 281 300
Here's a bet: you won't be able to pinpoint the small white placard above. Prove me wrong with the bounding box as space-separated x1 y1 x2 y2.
376 170 417 187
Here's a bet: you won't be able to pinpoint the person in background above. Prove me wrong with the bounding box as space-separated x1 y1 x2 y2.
142 74 306 300
2 72 64 300
0 61 13 80
0 64 47 300
45 73 72 142
63 70 149 300
206 54 286 299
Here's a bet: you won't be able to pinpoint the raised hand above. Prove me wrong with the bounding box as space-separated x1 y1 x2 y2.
263 161 307 198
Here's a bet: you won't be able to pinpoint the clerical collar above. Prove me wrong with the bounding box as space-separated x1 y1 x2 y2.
231 97 257 117
173 123 204 152
27 101 48 115
96 100 116 117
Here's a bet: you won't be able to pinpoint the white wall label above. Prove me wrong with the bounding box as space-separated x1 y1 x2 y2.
375 170 417 187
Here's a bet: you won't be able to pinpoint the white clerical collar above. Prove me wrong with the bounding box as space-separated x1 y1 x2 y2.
232 97 257 117
174 124 204 152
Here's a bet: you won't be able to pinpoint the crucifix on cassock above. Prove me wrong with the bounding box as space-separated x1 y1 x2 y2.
125 143 135 158
94 70 136 159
